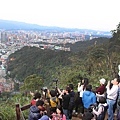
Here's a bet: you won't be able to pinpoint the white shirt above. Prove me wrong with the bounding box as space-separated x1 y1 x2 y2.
78 85 84 97
106 85 118 100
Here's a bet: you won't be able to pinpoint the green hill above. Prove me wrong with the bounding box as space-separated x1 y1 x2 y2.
7 23 120 89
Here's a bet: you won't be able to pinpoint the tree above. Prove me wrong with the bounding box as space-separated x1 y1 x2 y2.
20 74 43 92
111 22 120 41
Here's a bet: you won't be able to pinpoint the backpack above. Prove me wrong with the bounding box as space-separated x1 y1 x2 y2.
96 105 108 120
49 97 58 108
68 91 75 110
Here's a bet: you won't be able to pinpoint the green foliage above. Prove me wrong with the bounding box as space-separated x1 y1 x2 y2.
0 93 31 120
1 23 120 120
6 22 120 90
20 74 44 92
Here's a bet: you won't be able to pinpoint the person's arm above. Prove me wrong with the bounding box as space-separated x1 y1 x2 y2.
47 89 51 98
96 86 102 94
92 93 97 104
78 84 83 92
62 114 66 120
93 106 103 116
57 88 62 94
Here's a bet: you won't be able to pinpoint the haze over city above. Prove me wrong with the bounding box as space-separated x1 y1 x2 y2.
0 0 120 31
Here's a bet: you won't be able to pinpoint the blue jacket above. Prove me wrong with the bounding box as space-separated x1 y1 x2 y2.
28 105 41 120
82 90 96 109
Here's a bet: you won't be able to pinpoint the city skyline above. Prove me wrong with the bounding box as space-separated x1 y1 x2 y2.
0 0 119 31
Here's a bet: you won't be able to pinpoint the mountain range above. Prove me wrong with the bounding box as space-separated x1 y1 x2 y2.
0 19 111 35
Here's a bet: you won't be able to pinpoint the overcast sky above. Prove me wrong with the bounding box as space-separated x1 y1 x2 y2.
0 0 119 31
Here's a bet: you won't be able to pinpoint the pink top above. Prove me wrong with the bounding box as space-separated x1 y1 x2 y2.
52 113 66 120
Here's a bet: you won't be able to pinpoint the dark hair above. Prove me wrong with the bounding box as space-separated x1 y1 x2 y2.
83 78 89 90
99 96 106 103
66 86 71 93
36 100 44 106
34 92 41 100
50 90 57 97
56 105 64 115
86 84 92 91
116 77 120 83
68 84 74 90
82 111 94 120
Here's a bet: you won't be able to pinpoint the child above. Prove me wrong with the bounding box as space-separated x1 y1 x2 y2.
52 105 66 120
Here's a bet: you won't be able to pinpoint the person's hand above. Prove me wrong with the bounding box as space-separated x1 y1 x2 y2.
30 91 34 96
98 92 100 94
78 82 80 86
107 81 110 87
92 107 95 111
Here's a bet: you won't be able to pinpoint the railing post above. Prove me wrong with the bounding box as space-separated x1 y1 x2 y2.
16 103 20 120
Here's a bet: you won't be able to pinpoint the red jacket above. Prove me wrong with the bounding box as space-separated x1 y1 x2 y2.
96 85 106 95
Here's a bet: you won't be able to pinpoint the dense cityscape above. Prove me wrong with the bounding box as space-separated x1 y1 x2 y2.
0 28 111 93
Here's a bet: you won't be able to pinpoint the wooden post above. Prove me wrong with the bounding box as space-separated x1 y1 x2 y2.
16 103 20 120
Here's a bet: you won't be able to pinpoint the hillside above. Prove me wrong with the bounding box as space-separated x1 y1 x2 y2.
6 23 120 90
0 19 111 36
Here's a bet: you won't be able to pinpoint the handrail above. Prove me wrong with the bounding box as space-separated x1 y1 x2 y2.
15 103 31 120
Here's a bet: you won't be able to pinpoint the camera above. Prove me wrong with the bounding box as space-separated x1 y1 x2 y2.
53 79 58 82
88 103 98 112
41 87 47 92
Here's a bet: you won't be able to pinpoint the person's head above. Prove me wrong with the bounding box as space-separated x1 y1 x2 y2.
50 90 57 97
83 78 89 85
86 84 92 91
68 84 74 90
111 77 120 85
99 96 106 103
99 78 106 85
36 100 45 110
34 92 41 100
65 86 71 93
56 105 63 115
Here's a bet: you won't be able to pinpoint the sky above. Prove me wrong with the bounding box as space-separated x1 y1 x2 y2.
0 0 120 31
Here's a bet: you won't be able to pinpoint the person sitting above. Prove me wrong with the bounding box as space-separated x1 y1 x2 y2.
48 89 59 114
51 105 66 120
28 100 45 120
38 115 50 120
92 96 108 120
30 92 41 106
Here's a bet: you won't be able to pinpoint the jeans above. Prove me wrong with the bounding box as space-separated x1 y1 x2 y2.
63 109 69 120
107 99 116 120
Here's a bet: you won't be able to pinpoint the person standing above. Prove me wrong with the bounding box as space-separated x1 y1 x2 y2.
77 78 89 114
106 78 120 120
68 84 75 120
82 84 96 110
96 78 106 103
57 86 70 120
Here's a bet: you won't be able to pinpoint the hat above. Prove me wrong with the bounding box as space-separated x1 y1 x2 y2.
39 115 49 120
99 78 106 84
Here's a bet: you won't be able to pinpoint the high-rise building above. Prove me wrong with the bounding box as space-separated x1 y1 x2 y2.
1 32 8 43
0 32 1 42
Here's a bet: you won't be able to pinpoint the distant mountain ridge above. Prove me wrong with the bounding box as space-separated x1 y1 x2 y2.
0 19 111 34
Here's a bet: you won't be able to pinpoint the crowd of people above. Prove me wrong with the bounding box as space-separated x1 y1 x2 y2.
28 75 120 120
